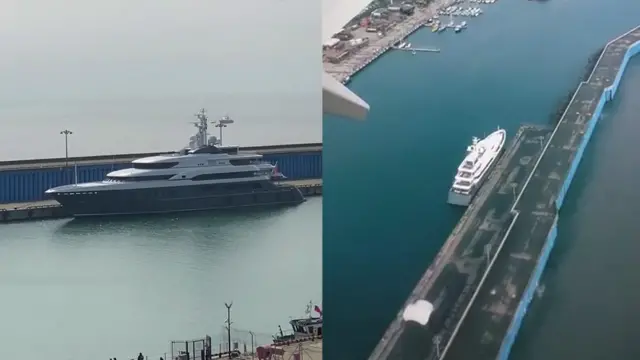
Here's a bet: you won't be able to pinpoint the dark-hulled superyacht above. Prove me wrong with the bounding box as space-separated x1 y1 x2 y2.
45 110 305 217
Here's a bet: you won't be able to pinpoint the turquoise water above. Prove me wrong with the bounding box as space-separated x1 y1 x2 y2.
0 198 321 360
323 0 640 358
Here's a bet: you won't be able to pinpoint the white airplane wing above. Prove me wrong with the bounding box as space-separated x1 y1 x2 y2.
322 0 373 120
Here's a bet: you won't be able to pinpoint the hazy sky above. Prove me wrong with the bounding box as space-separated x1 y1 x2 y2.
0 0 320 100
0 0 321 159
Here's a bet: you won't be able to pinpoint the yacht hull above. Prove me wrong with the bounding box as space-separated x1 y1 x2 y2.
447 188 476 206
49 182 305 217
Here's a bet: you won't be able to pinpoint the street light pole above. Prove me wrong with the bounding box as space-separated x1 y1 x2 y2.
59 129 73 167
225 302 233 355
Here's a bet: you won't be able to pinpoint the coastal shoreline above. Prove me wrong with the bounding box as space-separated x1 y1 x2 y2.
323 0 451 83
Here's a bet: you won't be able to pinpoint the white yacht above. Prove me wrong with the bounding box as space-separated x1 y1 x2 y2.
447 128 506 206
45 110 305 217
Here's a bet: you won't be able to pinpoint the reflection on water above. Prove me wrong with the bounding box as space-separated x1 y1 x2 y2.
0 198 321 360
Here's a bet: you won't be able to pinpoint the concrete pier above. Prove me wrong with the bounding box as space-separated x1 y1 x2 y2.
368 126 550 360
369 24 640 360
444 25 640 360
393 46 441 53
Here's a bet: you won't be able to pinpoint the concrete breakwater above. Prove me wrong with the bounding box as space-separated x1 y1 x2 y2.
445 25 640 360
549 47 605 125
493 27 640 360
368 25 640 360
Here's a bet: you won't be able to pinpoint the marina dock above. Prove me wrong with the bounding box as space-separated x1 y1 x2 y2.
324 3 450 84
393 46 441 53
369 25 640 360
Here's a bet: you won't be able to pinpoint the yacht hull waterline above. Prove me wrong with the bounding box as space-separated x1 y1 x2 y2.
47 181 305 217
448 128 506 206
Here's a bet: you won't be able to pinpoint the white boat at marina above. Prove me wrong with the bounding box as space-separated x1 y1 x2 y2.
447 128 506 206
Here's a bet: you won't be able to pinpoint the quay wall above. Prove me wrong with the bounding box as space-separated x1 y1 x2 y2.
345 23 427 83
610 40 640 99
557 41 640 208
0 148 322 204
496 34 640 359
496 216 558 360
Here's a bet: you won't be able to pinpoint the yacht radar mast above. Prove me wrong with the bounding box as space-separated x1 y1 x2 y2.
213 115 235 146
189 108 210 149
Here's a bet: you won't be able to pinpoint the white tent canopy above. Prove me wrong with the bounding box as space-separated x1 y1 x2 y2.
402 300 434 326
322 0 372 120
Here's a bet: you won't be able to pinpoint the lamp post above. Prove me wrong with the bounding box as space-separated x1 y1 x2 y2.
60 129 73 166
214 115 234 146
225 302 233 355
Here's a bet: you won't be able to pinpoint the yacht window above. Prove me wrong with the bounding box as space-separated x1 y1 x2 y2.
229 159 252 166
191 146 222 154
132 162 179 170
107 174 175 182
191 172 256 181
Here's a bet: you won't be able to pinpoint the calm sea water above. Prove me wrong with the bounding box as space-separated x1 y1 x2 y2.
0 198 321 360
323 0 640 359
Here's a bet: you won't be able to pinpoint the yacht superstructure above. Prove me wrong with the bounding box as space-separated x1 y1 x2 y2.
45 110 305 217
448 128 506 206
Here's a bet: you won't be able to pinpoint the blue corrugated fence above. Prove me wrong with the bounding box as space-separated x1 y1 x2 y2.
0 151 321 203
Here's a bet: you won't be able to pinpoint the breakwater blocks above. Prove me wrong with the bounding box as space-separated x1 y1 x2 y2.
368 126 551 360
442 26 640 360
